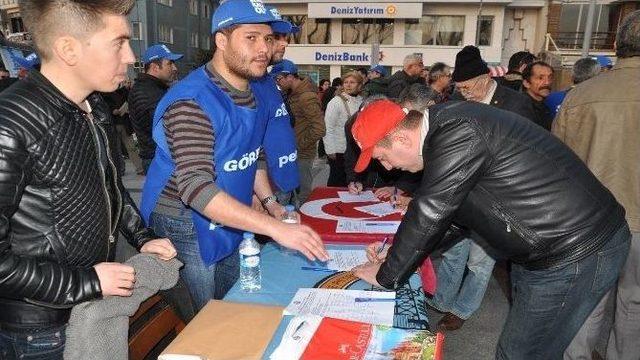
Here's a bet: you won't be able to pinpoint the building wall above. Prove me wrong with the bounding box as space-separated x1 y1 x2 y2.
268 1 545 80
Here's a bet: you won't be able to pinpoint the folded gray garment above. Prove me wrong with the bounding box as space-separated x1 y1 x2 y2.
64 254 182 360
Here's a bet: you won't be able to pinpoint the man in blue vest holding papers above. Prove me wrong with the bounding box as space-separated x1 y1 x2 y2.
140 0 328 311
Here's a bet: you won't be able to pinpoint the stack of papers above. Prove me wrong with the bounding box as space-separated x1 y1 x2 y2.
284 288 396 326
336 219 401 234
337 190 379 203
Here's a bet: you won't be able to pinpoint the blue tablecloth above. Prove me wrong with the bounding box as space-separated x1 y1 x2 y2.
224 243 431 358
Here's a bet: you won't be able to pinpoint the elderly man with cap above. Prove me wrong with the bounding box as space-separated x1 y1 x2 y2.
140 0 328 311
362 64 388 97
271 59 325 202
350 98 630 359
128 44 183 173
418 45 535 332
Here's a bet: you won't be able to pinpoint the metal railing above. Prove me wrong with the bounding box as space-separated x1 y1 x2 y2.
545 31 615 51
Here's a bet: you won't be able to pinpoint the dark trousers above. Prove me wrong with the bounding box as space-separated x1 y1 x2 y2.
0 325 65 360
496 224 631 359
327 153 347 187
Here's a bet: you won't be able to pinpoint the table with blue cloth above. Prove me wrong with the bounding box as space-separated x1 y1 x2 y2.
224 242 431 358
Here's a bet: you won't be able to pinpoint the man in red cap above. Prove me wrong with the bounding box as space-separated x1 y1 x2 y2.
351 99 630 359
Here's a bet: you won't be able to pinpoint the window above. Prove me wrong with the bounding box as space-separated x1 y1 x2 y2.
342 19 394 45
201 34 211 50
131 21 142 40
284 16 330 45
202 3 211 19
189 0 198 16
190 32 199 48
405 16 464 46
476 16 493 46
158 24 173 44
157 0 172 6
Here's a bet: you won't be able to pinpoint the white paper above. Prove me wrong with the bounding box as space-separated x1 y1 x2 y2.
354 202 401 217
269 314 322 360
324 249 369 271
337 190 379 203
336 220 400 234
284 289 396 326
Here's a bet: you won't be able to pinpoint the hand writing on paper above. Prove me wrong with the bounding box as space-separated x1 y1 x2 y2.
348 181 363 194
374 186 403 199
366 241 389 264
393 195 412 210
353 262 382 288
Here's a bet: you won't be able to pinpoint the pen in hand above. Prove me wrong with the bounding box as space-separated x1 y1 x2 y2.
391 187 397 209
376 236 390 259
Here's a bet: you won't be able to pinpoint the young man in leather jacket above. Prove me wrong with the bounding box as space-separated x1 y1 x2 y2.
351 99 630 359
0 1 176 358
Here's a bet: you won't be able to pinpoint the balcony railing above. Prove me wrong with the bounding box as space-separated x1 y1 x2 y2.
547 31 616 51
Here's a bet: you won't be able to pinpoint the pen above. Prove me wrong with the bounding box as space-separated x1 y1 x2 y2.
365 222 397 226
300 266 338 273
291 320 308 340
391 187 397 209
376 236 390 257
354 297 396 303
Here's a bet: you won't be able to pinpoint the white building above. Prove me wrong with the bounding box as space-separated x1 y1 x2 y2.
265 0 548 82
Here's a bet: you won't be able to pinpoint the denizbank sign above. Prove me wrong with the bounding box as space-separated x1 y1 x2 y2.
308 3 422 19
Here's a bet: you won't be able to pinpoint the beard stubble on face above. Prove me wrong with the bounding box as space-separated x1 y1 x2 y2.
223 42 268 81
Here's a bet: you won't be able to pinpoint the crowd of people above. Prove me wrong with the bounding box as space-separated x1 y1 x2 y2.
0 0 638 359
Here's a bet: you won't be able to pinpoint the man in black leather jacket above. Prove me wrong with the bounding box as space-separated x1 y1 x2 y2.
351 99 630 359
0 1 176 358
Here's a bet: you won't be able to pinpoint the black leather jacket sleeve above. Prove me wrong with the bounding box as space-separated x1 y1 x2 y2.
377 120 487 289
0 127 102 305
117 179 157 251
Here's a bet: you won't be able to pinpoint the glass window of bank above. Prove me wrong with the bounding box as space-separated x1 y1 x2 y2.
405 16 464 46
342 19 394 45
285 16 331 44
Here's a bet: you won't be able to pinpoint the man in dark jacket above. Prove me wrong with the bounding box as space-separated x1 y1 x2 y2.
128 44 183 173
496 51 536 91
0 1 177 357
386 54 425 99
352 99 630 359
361 65 388 98
522 61 555 130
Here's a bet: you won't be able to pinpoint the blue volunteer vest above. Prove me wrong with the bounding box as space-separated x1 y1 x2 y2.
255 76 300 192
140 66 268 266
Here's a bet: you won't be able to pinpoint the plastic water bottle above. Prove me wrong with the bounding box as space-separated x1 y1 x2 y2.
282 205 298 224
281 205 298 255
239 232 261 292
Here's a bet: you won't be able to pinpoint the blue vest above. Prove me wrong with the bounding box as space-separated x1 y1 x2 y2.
140 66 268 265
255 76 300 193
544 89 569 118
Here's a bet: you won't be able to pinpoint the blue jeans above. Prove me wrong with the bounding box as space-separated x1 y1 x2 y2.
496 224 631 360
150 211 240 311
427 238 496 319
0 325 65 360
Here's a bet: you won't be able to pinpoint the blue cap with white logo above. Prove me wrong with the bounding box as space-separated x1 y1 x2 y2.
369 65 387 77
211 0 291 34
592 55 612 68
269 59 298 77
142 44 184 64
267 6 299 34
13 52 40 70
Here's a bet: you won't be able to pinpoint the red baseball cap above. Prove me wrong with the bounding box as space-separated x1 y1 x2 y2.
352 100 408 173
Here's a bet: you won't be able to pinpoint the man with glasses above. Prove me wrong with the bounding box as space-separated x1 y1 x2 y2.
423 45 536 332
386 54 425 99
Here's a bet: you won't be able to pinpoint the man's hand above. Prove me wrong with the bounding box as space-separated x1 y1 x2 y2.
394 195 412 210
374 186 402 199
251 194 268 214
140 238 177 261
94 262 136 297
348 181 363 194
365 241 389 263
353 262 382 288
265 201 286 220
270 222 330 262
